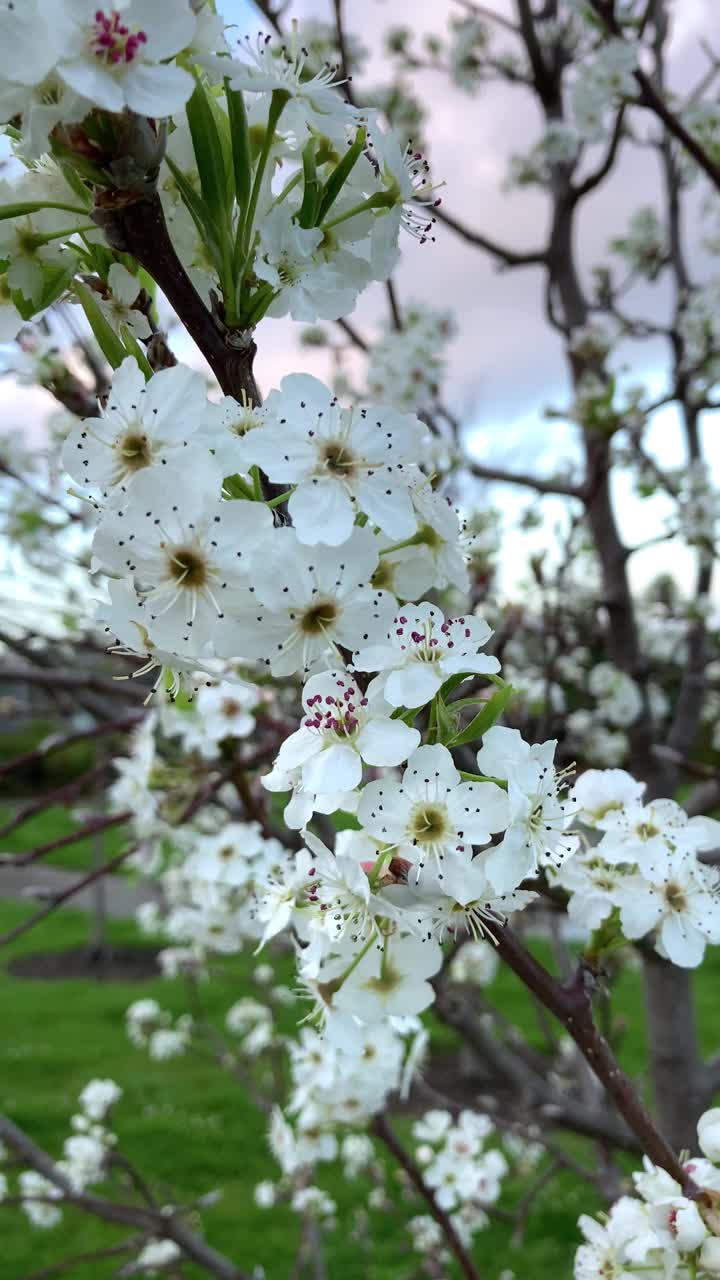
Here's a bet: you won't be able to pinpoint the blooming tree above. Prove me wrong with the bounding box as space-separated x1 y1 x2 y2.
0 1 719 1277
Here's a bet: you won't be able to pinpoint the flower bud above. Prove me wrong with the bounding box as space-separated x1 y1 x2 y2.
699 1109 720 1162
672 1200 707 1250
699 1237 720 1274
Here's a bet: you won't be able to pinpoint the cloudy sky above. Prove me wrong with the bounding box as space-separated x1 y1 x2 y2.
2 0 718 591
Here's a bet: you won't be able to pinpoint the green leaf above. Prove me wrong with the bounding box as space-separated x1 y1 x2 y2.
448 683 515 747
434 694 459 746
119 323 153 379
74 280 128 369
298 139 321 228
223 472 255 500
186 77 231 231
439 672 472 699
225 81 252 217
585 908 625 963
10 263 74 320
316 126 366 224
165 155 220 254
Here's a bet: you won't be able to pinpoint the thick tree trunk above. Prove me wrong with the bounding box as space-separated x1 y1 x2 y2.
642 951 710 1152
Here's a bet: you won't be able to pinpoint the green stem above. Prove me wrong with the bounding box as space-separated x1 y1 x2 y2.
378 531 428 556
24 223 95 247
459 770 507 786
0 200 90 221
323 932 376 997
322 192 394 230
224 473 255 500
368 849 396 890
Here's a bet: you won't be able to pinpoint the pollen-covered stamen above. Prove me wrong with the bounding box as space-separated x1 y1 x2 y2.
90 9 148 65
239 25 348 96
303 680 369 739
166 545 209 589
448 898 505 942
299 599 339 635
320 439 358 475
394 612 463 663
117 430 152 471
409 802 450 845
401 140 444 243
224 392 263 438
664 882 688 912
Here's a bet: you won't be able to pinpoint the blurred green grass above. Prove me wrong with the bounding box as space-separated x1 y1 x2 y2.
0 804 128 873
1 898 719 1278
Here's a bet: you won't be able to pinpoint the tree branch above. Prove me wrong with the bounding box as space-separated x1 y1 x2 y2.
493 925 703 1195
93 190 261 405
371 1114 484 1280
431 205 547 267
587 0 720 190
467 459 582 497
0 1116 251 1280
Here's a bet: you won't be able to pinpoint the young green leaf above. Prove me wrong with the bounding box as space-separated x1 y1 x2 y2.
298 139 321 228
10 262 74 320
225 81 252 217
316 126 367 224
74 280 128 370
186 77 231 232
119 323 153 380
448 683 515 747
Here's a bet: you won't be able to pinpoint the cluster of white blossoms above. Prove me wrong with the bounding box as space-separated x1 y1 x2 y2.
575 1109 720 1279
411 1109 508 1241
571 37 638 141
0 2 441 345
506 121 581 188
609 205 668 281
333 302 456 417
0 0 210 157
10 1080 121 1229
126 997 192 1059
677 282 720 403
262 1016 425 1202
556 770 720 967
669 460 720 548
10 1078 182 1273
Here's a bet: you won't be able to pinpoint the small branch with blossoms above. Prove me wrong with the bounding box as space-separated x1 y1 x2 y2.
0 1 720 1277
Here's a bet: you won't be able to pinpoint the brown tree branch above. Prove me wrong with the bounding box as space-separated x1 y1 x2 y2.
0 711 143 780
431 204 547 267
468 459 583 497
588 0 720 189
16 1239 141 1280
493 925 702 1195
0 811 131 868
0 1116 250 1280
93 190 261 405
371 1114 484 1280
0 843 137 947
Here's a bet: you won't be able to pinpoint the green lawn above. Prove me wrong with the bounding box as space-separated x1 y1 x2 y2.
1 898 719 1279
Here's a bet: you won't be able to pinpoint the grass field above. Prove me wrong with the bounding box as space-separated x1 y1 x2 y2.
0 803 128 873
1 895 719 1278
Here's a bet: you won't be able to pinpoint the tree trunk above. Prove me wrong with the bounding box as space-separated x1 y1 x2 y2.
642 951 709 1152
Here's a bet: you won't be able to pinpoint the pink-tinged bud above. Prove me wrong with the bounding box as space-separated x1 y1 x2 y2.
360 860 376 874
